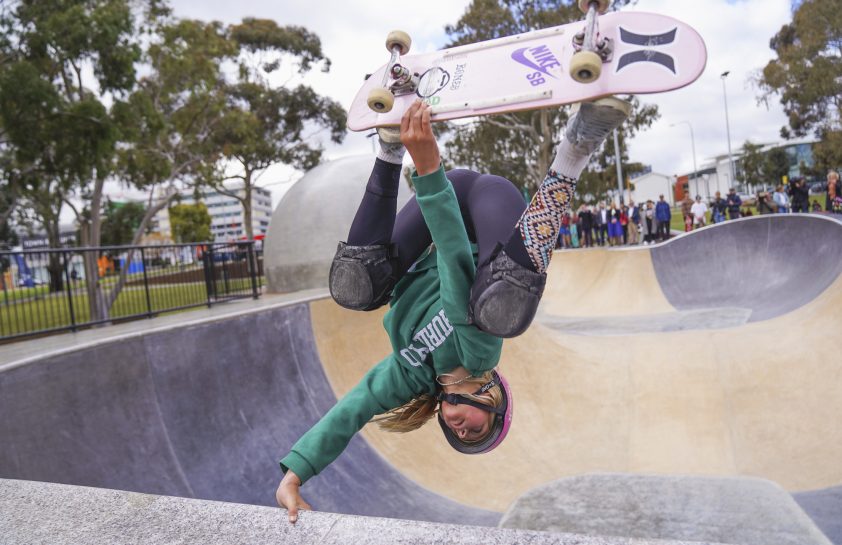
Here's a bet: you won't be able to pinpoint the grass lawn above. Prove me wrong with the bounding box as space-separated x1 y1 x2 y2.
0 278 258 339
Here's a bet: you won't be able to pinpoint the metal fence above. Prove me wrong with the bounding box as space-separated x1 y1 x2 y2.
0 242 263 343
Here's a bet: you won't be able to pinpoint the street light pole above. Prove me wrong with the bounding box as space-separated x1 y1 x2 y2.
670 121 703 197
721 71 736 190
613 129 624 205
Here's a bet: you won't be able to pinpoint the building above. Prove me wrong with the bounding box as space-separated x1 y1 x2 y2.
670 139 819 201
628 170 675 206
152 183 273 242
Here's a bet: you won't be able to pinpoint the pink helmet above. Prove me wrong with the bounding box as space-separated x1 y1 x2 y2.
436 370 513 455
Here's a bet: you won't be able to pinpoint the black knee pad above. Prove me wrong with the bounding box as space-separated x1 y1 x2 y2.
329 242 397 311
469 249 546 338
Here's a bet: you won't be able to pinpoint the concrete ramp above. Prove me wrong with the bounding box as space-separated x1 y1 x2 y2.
1 213 840 544
651 215 842 322
0 303 497 526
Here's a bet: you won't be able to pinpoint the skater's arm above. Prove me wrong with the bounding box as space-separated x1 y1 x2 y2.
401 101 502 372
279 356 423 484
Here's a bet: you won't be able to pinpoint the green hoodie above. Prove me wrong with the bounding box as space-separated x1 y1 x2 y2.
280 165 503 483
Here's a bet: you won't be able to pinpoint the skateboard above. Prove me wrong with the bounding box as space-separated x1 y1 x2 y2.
347 0 707 132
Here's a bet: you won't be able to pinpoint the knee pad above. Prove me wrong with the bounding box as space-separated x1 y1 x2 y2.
329 243 397 311
469 249 546 338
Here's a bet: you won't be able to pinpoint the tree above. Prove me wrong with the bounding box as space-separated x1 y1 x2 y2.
0 0 149 294
100 199 147 246
758 0 842 171
441 0 658 198
207 18 346 240
168 202 212 243
764 147 791 186
92 16 233 321
740 140 766 192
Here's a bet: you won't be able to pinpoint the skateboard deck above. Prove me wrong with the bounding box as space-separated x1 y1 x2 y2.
348 11 707 131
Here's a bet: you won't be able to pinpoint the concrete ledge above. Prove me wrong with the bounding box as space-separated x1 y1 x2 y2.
500 474 832 545
0 479 722 545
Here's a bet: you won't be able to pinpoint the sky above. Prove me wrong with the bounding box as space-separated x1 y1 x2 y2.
161 0 795 208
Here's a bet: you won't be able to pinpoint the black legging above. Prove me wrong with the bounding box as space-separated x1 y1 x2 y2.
347 159 535 280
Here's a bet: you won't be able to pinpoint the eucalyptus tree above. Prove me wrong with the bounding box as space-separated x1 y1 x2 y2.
207 18 346 241
758 0 842 172
441 0 658 200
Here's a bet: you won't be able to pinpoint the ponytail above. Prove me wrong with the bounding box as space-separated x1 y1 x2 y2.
371 371 502 433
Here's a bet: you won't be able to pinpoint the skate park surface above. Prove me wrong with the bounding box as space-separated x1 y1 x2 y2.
2 160 841 543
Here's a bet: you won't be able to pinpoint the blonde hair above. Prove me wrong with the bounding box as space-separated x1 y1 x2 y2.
372 371 503 434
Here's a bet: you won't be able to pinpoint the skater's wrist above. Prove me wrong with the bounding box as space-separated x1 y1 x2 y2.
413 158 441 177
411 164 447 194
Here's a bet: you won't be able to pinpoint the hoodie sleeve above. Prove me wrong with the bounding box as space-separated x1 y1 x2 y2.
279 355 424 483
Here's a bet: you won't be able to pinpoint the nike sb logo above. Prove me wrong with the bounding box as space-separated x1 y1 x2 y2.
617 27 678 74
511 45 561 86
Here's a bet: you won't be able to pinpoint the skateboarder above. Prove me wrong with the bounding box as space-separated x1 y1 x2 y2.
276 97 630 523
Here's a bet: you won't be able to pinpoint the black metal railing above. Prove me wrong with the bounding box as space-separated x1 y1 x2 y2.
0 241 263 343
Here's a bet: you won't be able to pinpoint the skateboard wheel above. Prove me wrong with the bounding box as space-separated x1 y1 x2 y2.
386 31 411 56
367 88 395 113
569 50 602 83
578 0 610 14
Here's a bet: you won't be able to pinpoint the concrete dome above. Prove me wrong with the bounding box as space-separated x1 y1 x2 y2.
264 155 414 293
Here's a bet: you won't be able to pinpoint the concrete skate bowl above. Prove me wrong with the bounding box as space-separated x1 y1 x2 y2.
0 303 498 526
306 214 842 517
1 213 840 531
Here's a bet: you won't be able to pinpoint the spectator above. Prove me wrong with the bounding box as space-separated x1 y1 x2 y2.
557 210 572 249
620 205 629 245
570 210 580 248
607 202 623 246
690 195 708 229
828 171 841 214
627 200 640 245
711 191 727 223
726 188 742 220
772 185 789 213
579 204 594 248
680 194 694 232
742 206 754 217
641 200 656 245
655 194 671 241
788 178 809 213
757 191 775 214
594 201 609 246
812 200 823 213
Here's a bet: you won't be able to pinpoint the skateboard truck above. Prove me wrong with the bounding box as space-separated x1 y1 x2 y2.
569 0 612 83
367 31 417 114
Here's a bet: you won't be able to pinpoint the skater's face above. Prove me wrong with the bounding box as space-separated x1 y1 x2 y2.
440 400 492 442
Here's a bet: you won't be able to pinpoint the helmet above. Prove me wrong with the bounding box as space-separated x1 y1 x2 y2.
435 370 513 454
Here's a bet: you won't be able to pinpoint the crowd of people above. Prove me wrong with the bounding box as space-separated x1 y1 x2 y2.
558 195 675 248
556 170 842 250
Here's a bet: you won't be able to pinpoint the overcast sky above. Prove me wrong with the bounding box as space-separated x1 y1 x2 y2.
164 0 795 206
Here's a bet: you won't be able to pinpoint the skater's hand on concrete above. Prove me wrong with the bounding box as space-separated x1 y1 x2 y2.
276 471 311 524
401 100 441 176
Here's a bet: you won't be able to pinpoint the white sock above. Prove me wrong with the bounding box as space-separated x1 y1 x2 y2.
377 142 405 165
549 139 591 179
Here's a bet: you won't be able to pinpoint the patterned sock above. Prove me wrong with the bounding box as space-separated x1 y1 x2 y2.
516 170 577 274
